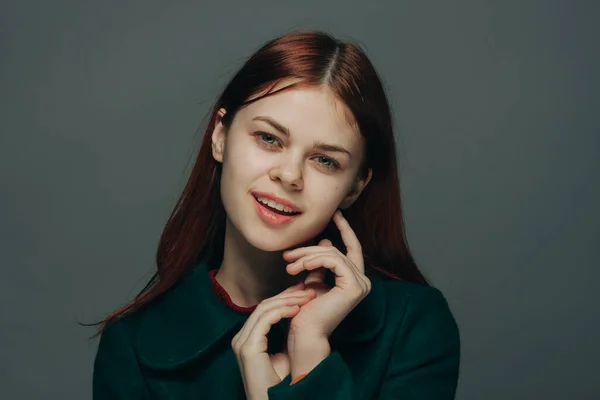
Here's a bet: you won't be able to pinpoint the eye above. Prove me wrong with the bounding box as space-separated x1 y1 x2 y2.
314 155 341 170
253 131 282 148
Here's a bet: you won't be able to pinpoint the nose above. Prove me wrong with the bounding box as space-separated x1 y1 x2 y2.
269 157 303 191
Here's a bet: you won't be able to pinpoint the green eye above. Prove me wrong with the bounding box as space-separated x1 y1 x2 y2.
254 132 281 148
261 134 277 144
318 156 332 165
315 156 340 169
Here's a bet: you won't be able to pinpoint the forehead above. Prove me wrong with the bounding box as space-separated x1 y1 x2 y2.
236 85 362 149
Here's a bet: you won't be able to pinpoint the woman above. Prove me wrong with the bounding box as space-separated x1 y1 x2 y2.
93 30 460 399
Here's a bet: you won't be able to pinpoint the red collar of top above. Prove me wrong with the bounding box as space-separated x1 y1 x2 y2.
208 269 257 315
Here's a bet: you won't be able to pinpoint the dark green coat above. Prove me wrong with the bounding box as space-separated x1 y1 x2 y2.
93 261 460 399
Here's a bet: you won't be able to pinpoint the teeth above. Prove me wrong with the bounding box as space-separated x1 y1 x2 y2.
267 199 281 210
256 196 296 214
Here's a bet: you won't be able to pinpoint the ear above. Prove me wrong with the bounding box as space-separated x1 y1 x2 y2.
211 108 227 163
339 168 372 209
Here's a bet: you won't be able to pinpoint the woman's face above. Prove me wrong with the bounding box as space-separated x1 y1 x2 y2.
212 83 371 251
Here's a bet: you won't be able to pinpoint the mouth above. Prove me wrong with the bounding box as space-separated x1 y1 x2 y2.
253 195 301 216
251 193 302 225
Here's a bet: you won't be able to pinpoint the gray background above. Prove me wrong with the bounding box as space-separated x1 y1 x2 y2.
1 0 598 399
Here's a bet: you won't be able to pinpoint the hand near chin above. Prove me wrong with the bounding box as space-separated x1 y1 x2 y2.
282 210 372 343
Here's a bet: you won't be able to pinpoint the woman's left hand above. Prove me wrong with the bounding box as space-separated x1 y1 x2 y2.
282 210 372 341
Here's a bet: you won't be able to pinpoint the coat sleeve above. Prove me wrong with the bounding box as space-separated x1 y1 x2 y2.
377 288 461 399
93 319 146 399
267 288 460 400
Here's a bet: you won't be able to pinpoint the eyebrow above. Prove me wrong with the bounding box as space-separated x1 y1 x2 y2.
253 116 289 136
252 116 352 158
312 141 352 158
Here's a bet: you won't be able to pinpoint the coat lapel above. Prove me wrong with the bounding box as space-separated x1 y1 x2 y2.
134 261 245 370
134 260 388 371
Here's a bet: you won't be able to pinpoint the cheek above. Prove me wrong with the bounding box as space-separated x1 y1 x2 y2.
315 178 348 202
308 181 348 218
222 140 267 182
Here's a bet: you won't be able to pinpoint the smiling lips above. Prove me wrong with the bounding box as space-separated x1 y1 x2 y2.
252 192 301 225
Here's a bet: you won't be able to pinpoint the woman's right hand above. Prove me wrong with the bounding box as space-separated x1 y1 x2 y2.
231 282 316 400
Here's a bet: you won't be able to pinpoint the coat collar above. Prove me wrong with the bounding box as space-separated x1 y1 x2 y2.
134 260 387 370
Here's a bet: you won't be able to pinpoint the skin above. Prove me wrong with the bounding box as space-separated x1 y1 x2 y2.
211 81 373 398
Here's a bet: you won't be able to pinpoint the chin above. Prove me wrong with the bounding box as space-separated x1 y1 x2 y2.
242 225 316 252
244 231 302 252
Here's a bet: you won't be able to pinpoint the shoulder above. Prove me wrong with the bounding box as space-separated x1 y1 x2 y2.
344 277 461 397
376 276 461 357
95 307 146 358
379 277 457 319
96 264 205 352
93 309 149 397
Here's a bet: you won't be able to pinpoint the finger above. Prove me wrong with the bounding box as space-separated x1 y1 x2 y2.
303 268 330 294
287 254 359 287
243 305 302 352
304 268 327 286
282 245 337 262
235 292 315 345
238 288 313 340
318 238 333 247
296 254 370 301
332 210 364 271
288 252 359 277
282 281 305 293
281 239 333 263
303 244 331 285
239 291 315 336
234 293 311 347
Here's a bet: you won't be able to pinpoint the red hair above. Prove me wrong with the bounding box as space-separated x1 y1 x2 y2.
96 30 430 333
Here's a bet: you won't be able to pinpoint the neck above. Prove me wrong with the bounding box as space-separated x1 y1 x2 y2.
215 218 308 307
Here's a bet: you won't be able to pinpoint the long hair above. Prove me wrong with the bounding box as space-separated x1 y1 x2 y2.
96 30 430 333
